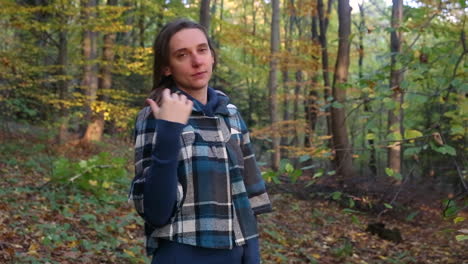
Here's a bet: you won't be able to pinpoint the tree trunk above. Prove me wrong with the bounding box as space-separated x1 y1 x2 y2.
305 14 320 147
81 0 101 143
292 15 303 148
388 0 404 178
281 0 294 150
94 0 118 136
317 0 333 144
57 28 69 144
268 0 281 170
357 3 377 176
138 0 145 47
292 70 302 148
331 0 354 180
199 0 211 31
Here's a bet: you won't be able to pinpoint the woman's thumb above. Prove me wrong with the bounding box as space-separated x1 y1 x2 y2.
146 98 160 117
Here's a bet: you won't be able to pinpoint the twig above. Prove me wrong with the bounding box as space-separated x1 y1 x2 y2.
453 159 468 192
39 164 115 189
377 165 415 219
69 165 114 182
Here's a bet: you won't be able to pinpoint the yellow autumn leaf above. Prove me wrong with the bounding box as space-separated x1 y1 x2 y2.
124 249 136 257
88 180 98 186
28 242 39 255
67 241 79 248
102 181 111 189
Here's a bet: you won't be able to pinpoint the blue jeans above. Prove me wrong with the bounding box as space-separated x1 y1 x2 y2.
151 238 260 264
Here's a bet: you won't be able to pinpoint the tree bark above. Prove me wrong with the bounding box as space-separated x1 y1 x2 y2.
305 14 320 147
317 0 333 144
281 0 294 150
57 28 68 144
357 3 377 176
57 29 69 144
138 0 145 47
94 0 118 136
292 15 304 148
199 0 211 31
388 0 404 177
81 0 101 143
331 0 354 179
268 0 281 170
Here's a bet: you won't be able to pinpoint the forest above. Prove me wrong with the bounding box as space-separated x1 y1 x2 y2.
0 0 466 263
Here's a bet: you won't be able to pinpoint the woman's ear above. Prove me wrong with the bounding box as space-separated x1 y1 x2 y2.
163 67 171 76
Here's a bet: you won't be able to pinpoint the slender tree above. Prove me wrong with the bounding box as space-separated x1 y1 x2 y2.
317 0 333 142
388 0 404 177
200 0 211 31
268 0 281 170
305 13 320 147
281 0 294 149
96 0 119 137
331 0 354 179
353 3 377 175
57 21 70 144
81 0 101 143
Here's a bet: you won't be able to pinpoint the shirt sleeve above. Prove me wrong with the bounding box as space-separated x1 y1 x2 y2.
237 113 273 215
128 107 185 227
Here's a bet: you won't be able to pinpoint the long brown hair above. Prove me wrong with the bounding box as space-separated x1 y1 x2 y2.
149 18 217 103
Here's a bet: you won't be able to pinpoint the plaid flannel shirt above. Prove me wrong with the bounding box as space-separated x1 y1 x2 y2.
128 90 272 256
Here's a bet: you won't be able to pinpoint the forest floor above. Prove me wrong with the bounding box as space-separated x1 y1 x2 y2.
0 129 466 264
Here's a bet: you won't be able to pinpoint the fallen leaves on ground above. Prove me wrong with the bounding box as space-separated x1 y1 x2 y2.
258 193 467 263
0 133 466 263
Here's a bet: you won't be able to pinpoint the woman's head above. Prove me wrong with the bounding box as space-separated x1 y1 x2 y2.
150 18 217 101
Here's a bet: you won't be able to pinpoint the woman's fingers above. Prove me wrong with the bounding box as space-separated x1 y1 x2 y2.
146 98 160 118
150 89 193 124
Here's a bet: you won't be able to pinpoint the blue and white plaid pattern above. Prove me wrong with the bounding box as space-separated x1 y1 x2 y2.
128 90 272 256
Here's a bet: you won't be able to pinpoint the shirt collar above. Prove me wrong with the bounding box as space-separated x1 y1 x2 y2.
171 86 230 116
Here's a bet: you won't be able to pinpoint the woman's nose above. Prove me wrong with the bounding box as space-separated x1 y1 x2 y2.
191 54 203 67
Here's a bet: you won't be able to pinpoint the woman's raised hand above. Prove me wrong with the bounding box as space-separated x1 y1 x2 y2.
146 89 193 124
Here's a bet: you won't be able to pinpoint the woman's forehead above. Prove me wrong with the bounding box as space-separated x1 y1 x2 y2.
169 28 209 52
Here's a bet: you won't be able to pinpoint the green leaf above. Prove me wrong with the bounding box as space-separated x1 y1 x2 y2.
435 145 457 156
455 235 468 242
450 125 464 136
406 211 419 221
404 147 421 157
387 131 402 141
394 172 403 181
301 164 317 170
384 203 393 209
299 155 311 163
351 215 360 225
331 191 342 201
365 133 375 140
404 129 423 139
342 208 361 214
79 160 88 168
290 169 302 183
385 167 394 177
272 176 281 184
285 163 294 173
313 171 324 178
454 217 465 224
331 101 344 109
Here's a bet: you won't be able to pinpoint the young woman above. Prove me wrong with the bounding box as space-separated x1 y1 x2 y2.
129 18 272 264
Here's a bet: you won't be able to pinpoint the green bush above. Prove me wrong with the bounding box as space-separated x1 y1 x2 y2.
52 152 127 195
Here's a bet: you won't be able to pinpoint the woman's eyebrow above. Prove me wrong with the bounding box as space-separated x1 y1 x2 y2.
173 43 209 54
